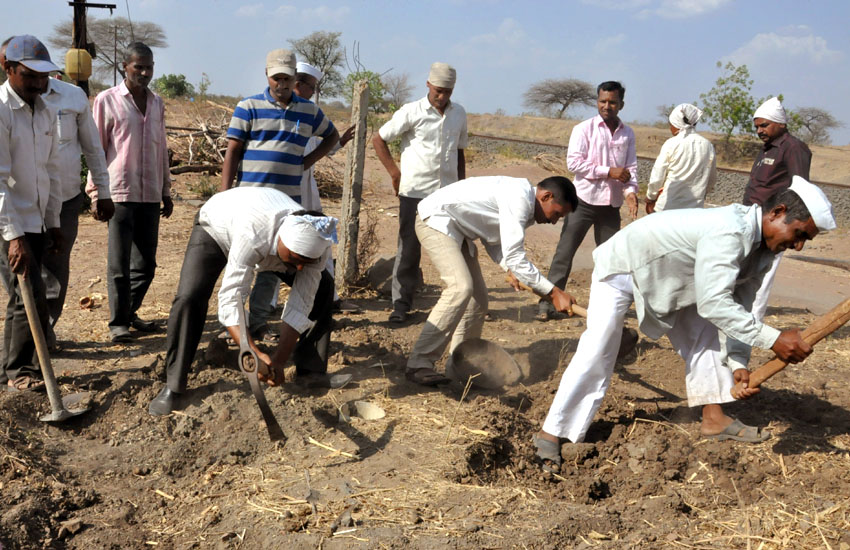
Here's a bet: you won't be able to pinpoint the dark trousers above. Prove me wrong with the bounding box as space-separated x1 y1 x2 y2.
541 199 621 311
107 202 160 329
391 196 423 311
164 220 334 393
0 233 49 383
41 192 85 333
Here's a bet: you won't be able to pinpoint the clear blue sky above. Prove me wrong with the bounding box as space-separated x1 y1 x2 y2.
9 0 850 144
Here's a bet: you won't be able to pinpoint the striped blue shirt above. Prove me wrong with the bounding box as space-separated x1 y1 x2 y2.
227 88 335 200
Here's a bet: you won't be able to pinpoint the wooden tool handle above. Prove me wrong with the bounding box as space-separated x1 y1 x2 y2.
505 274 588 318
749 297 850 388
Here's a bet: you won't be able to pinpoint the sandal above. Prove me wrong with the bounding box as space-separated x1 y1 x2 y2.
7 375 46 392
405 367 450 386
533 433 562 473
701 418 771 443
389 309 408 324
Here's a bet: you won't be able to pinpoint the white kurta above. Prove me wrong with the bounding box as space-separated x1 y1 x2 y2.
646 128 716 211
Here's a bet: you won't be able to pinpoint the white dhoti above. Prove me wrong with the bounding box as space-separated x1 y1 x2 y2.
542 273 737 443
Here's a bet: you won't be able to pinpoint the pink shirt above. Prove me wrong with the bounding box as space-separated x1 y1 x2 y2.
86 81 170 203
566 115 638 207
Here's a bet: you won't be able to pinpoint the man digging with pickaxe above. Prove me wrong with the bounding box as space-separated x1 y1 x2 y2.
534 178 837 472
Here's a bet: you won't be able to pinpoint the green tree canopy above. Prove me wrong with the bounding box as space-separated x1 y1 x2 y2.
699 61 764 141
152 74 195 98
343 70 385 113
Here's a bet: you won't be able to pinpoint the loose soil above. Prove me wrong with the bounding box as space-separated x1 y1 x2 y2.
1 100 849 549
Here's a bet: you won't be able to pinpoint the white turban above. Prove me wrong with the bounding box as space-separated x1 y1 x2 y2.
753 97 787 124
277 215 338 259
296 62 323 81
428 62 456 88
668 103 703 131
788 176 837 232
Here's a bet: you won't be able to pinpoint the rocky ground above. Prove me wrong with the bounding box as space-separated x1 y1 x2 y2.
1 101 849 549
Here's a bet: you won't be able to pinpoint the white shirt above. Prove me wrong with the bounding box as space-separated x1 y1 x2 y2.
0 81 62 240
198 187 330 332
647 129 716 211
299 136 342 212
378 96 468 198
42 79 111 202
593 204 780 369
417 176 554 296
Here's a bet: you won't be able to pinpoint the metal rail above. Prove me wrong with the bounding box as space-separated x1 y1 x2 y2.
468 132 850 190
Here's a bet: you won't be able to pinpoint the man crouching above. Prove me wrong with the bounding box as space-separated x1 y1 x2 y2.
149 187 344 416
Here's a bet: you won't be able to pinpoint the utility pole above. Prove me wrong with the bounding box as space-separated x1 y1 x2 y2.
68 1 116 96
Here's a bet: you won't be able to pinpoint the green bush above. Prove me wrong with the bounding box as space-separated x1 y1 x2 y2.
152 74 196 98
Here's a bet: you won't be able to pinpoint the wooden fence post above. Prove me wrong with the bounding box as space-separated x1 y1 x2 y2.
335 80 369 294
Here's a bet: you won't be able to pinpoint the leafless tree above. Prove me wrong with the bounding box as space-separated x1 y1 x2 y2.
657 103 676 122
522 78 596 119
791 107 842 145
48 16 167 83
382 72 414 110
289 31 345 104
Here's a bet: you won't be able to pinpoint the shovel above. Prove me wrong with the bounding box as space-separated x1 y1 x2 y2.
17 274 91 422
446 338 523 389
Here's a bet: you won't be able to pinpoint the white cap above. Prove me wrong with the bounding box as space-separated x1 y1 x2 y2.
789 176 837 232
753 97 787 124
296 62 323 81
277 215 338 259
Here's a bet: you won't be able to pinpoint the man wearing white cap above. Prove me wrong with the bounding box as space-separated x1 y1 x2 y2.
149 186 345 415
535 180 836 470
221 48 340 342
745 96 812 320
646 103 716 213
373 62 468 324
0 35 62 390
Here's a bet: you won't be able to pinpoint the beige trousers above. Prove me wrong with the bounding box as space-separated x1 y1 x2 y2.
407 216 489 371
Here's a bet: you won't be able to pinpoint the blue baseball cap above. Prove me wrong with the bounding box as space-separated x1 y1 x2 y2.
5 35 60 73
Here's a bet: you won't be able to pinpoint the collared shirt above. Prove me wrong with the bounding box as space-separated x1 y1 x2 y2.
226 89 335 199
744 132 811 206
378 96 468 199
566 115 638 207
198 186 329 333
647 129 716 211
0 81 62 240
42 79 111 202
86 81 170 203
593 204 780 365
417 176 553 295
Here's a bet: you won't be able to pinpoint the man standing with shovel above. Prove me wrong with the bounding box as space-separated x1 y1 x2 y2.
535 179 836 471
0 35 62 391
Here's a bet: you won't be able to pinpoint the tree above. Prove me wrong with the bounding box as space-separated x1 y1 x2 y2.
522 78 596 119
657 103 676 122
698 61 763 141
48 16 167 83
382 72 414 111
787 107 841 145
198 72 211 98
152 74 195 98
342 70 385 113
288 31 345 104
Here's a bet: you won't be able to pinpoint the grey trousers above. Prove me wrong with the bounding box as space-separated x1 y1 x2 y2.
107 202 160 329
41 192 85 331
391 196 423 312
0 233 49 384
540 198 621 312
